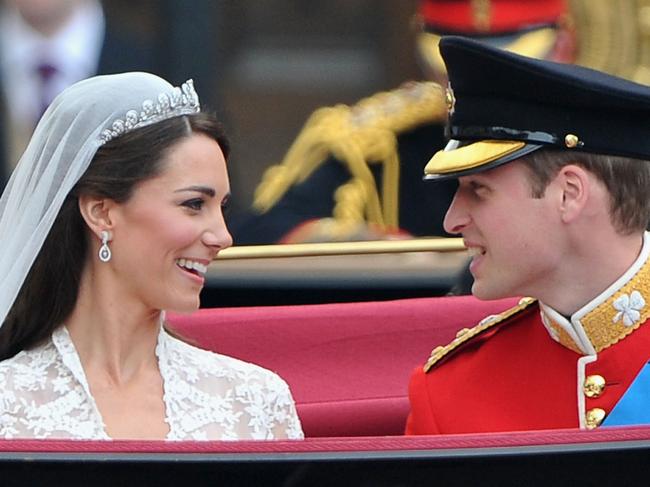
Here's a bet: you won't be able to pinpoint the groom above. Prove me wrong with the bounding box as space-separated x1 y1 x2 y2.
407 36 650 433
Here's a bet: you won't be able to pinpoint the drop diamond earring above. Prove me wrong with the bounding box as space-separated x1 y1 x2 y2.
99 230 112 262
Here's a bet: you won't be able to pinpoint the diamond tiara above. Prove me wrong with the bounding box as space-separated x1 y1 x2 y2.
99 79 200 145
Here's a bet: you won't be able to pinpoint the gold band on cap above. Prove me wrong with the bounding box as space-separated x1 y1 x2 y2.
424 139 526 176
417 27 559 76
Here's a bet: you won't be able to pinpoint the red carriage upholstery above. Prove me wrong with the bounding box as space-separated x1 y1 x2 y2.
1 425 648 453
3 426 648 486
167 295 519 437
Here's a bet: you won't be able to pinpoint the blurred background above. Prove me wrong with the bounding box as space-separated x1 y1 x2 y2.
220 1 420 215
0 0 420 210
3 0 650 305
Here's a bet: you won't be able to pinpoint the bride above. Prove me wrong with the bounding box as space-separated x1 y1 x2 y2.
0 72 303 440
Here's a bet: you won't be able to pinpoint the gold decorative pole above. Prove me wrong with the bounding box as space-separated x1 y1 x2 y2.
215 238 466 260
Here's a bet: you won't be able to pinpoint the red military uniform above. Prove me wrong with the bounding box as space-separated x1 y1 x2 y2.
406 233 650 434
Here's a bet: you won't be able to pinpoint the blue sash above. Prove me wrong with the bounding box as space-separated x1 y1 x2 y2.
602 361 650 426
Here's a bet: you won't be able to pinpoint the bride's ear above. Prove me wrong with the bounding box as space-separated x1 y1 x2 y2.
78 194 116 238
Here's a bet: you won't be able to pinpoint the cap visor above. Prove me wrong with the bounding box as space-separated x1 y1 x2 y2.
424 140 542 181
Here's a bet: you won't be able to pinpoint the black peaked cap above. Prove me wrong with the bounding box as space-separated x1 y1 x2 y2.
424 36 650 180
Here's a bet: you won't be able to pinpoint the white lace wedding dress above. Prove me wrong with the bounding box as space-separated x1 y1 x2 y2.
0 326 304 440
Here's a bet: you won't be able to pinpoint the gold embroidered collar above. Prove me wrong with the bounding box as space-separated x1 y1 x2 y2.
540 232 650 355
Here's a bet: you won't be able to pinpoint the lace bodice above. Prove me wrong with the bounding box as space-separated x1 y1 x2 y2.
0 327 303 440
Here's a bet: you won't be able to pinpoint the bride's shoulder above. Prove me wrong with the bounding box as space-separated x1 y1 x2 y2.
162 331 289 387
0 338 57 371
0 338 59 400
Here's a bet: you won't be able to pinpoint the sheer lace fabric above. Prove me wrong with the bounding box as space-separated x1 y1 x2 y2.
0 327 304 440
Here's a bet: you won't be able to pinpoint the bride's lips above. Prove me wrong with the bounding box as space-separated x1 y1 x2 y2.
176 258 209 284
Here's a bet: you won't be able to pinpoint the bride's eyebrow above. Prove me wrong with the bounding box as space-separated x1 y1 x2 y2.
174 186 216 197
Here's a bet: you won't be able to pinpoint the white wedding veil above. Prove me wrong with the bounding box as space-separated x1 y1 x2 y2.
0 72 200 326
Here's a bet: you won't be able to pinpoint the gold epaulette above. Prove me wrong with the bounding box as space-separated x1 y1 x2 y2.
423 297 537 373
252 81 447 231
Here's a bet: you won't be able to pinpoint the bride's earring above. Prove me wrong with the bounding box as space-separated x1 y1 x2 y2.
98 230 112 262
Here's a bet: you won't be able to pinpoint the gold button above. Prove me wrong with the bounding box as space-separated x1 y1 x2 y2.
583 375 606 398
585 408 606 429
564 133 580 148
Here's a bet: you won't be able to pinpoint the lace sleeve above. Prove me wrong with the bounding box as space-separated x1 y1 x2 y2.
0 365 19 439
228 367 304 440
265 375 304 440
0 341 108 440
161 335 304 440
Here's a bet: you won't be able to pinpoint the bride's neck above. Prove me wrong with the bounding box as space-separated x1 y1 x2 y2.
65 268 162 384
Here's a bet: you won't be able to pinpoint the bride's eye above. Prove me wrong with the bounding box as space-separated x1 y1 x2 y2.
182 198 205 211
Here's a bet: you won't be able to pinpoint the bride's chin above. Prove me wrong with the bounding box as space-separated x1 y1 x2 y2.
167 297 201 315
168 308 199 316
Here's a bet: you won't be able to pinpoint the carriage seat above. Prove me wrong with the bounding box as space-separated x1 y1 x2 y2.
168 295 518 437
